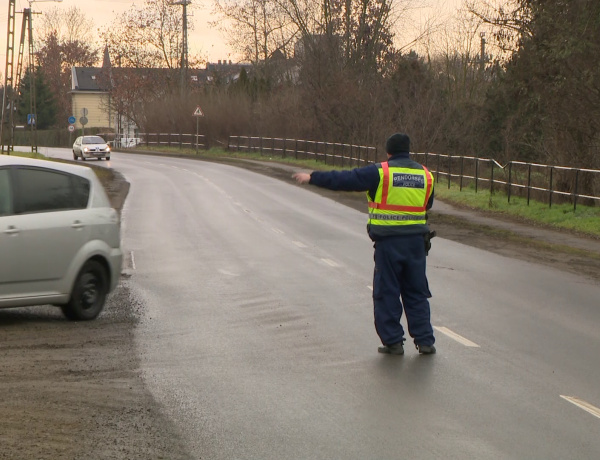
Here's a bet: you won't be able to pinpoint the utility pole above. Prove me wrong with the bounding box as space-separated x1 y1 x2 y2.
171 0 191 97
19 7 39 153
1 0 62 155
1 0 17 154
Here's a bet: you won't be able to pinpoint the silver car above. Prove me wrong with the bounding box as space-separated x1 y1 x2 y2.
73 135 111 161
0 156 123 320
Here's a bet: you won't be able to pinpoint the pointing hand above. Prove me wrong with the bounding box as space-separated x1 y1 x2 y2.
292 173 311 184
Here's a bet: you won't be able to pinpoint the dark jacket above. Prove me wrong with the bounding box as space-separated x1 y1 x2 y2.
309 153 434 239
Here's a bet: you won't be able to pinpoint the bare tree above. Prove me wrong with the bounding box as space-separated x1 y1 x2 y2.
35 7 100 124
212 0 296 63
38 6 95 44
465 0 530 58
100 0 193 69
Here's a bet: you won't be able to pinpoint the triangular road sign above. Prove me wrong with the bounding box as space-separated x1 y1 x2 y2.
193 106 204 117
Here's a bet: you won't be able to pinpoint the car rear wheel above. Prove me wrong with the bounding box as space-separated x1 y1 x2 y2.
61 260 108 321
73 151 78 160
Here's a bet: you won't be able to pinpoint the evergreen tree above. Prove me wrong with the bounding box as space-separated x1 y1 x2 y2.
17 67 58 130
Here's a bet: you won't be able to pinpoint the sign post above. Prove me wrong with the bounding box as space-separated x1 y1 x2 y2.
68 117 76 145
80 108 88 136
193 106 204 154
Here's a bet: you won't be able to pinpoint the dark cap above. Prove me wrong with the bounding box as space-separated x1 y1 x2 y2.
385 133 410 155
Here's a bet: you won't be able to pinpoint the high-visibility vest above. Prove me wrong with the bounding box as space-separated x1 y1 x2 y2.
367 160 434 237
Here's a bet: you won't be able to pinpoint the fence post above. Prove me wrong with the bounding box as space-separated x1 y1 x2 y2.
573 169 579 211
459 156 464 191
447 155 452 189
317 141 321 163
507 162 512 203
436 154 441 183
295 139 298 160
272 137 275 156
306 140 310 162
282 139 286 159
549 166 553 208
259 137 263 155
475 159 479 193
527 163 531 205
490 160 495 195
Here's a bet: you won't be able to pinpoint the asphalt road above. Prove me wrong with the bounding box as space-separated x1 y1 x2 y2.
20 147 600 459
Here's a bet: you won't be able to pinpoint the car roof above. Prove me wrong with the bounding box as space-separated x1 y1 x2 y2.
0 155 96 180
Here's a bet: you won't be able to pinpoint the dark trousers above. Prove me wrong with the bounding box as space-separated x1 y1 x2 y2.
372 234 435 347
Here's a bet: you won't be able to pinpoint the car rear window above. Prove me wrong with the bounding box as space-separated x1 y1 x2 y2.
0 168 12 216
13 167 90 214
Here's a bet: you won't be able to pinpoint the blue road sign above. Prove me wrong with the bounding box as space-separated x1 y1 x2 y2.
68 116 76 124
27 114 36 125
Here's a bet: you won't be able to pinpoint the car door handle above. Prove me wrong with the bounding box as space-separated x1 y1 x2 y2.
71 220 84 229
3 225 20 235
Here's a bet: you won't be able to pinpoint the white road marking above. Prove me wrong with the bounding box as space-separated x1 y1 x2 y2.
271 227 284 234
367 286 373 291
293 241 307 248
130 251 136 270
433 326 480 347
218 269 239 277
560 396 600 420
321 258 339 267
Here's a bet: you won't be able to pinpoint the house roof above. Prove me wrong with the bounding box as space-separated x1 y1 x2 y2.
71 67 105 92
71 61 255 93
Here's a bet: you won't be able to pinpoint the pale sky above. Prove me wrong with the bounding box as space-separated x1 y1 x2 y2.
1 0 464 74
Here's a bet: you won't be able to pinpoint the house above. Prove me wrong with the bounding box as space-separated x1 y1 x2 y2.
70 66 112 132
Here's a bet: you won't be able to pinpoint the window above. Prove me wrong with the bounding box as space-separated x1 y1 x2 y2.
13 168 90 214
0 168 12 216
83 136 106 144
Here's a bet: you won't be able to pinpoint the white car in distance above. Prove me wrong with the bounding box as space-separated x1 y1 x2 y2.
73 135 111 161
0 155 123 320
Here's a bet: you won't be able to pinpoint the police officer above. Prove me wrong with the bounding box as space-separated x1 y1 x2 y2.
292 133 436 355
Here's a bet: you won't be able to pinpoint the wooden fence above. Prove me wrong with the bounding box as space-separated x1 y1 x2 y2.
413 153 600 210
227 135 378 168
104 133 208 151
102 131 599 209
